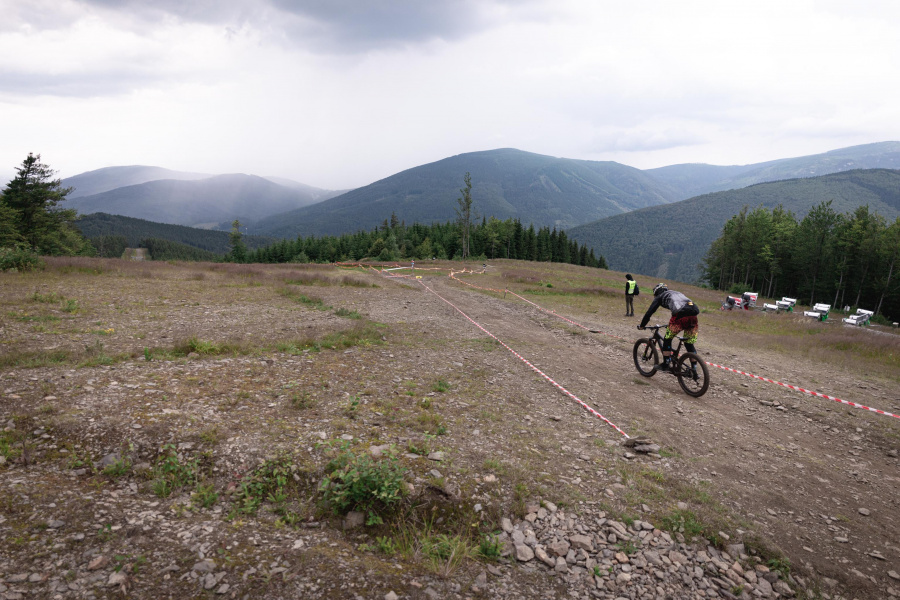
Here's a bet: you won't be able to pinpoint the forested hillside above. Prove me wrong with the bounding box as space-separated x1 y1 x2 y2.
75 213 273 255
702 203 900 320
248 148 678 238
646 141 900 200
567 169 900 284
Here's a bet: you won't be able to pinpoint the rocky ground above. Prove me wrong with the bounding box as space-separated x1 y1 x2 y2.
0 258 898 600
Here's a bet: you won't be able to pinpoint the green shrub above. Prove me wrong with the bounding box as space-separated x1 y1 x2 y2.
0 246 44 272
102 456 132 478
319 442 406 525
150 444 199 498
233 457 294 515
477 533 503 561
191 483 219 509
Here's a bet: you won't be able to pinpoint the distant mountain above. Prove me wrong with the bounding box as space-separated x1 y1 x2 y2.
263 176 349 200
250 148 678 238
646 141 900 200
75 213 274 255
63 166 211 198
64 174 333 228
567 169 900 284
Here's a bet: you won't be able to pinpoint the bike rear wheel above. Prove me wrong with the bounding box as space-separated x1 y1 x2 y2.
633 339 659 377
675 352 709 397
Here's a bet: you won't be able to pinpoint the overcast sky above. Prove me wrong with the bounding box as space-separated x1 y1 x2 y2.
2 0 899 190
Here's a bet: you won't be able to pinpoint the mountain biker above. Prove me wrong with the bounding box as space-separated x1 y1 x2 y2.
638 283 700 373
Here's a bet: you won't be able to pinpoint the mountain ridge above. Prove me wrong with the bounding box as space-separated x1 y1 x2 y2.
249 148 679 238
63 173 340 229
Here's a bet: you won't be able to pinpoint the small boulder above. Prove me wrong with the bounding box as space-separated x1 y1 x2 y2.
343 511 365 530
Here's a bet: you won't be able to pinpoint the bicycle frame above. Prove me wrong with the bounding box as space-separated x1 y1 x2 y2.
646 325 686 362
633 324 709 397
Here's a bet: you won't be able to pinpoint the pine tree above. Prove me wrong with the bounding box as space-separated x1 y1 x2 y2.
228 219 248 262
1 153 84 254
455 173 474 259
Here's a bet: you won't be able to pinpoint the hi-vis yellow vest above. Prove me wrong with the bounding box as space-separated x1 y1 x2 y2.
627 280 636 294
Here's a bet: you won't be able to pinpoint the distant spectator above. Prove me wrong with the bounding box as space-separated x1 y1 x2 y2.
624 274 638 317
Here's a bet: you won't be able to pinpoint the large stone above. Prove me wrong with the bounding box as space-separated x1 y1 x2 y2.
98 453 122 469
547 540 570 557
534 547 556 567
634 444 661 453
570 534 594 552
192 559 216 573
755 576 773 597
554 557 568 573
514 544 534 562
369 445 391 459
343 511 365 530
773 580 794 596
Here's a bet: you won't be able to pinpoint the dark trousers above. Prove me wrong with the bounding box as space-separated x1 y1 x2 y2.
625 294 634 315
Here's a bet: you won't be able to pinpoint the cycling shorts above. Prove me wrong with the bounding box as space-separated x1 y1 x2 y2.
666 314 699 344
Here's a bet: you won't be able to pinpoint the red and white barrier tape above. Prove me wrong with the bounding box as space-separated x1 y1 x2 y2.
705 362 900 419
417 278 631 438
450 271 900 420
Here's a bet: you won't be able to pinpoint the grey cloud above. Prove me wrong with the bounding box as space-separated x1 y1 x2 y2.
74 0 531 52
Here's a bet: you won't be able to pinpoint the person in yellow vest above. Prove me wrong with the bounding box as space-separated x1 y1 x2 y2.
625 274 638 317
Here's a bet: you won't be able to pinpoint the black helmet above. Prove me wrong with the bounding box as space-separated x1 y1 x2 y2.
653 283 668 296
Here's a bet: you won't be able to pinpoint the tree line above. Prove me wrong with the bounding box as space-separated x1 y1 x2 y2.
701 201 900 320
239 214 608 269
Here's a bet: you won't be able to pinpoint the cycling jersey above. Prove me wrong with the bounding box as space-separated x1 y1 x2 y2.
639 290 698 328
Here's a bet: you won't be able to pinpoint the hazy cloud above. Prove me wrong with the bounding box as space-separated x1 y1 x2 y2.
1 0 899 188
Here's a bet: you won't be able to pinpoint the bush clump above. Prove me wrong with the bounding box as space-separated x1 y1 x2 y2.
0 246 44 272
319 441 406 525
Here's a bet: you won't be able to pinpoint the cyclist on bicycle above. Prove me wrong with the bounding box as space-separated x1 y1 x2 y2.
638 283 700 373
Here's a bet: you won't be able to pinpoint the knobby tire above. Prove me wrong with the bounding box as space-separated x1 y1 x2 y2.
676 352 709 397
633 338 658 377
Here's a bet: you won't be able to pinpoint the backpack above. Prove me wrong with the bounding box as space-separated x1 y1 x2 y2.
633 284 640 296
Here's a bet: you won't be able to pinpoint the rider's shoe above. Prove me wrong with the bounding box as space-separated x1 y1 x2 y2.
690 368 700 381
657 362 670 373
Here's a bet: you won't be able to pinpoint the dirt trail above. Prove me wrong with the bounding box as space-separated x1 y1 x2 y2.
411 273 900 596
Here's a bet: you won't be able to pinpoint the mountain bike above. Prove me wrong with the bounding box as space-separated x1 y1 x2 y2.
633 325 709 397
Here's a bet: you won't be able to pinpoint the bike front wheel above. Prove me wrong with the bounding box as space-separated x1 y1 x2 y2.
633 338 659 377
675 352 709 397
